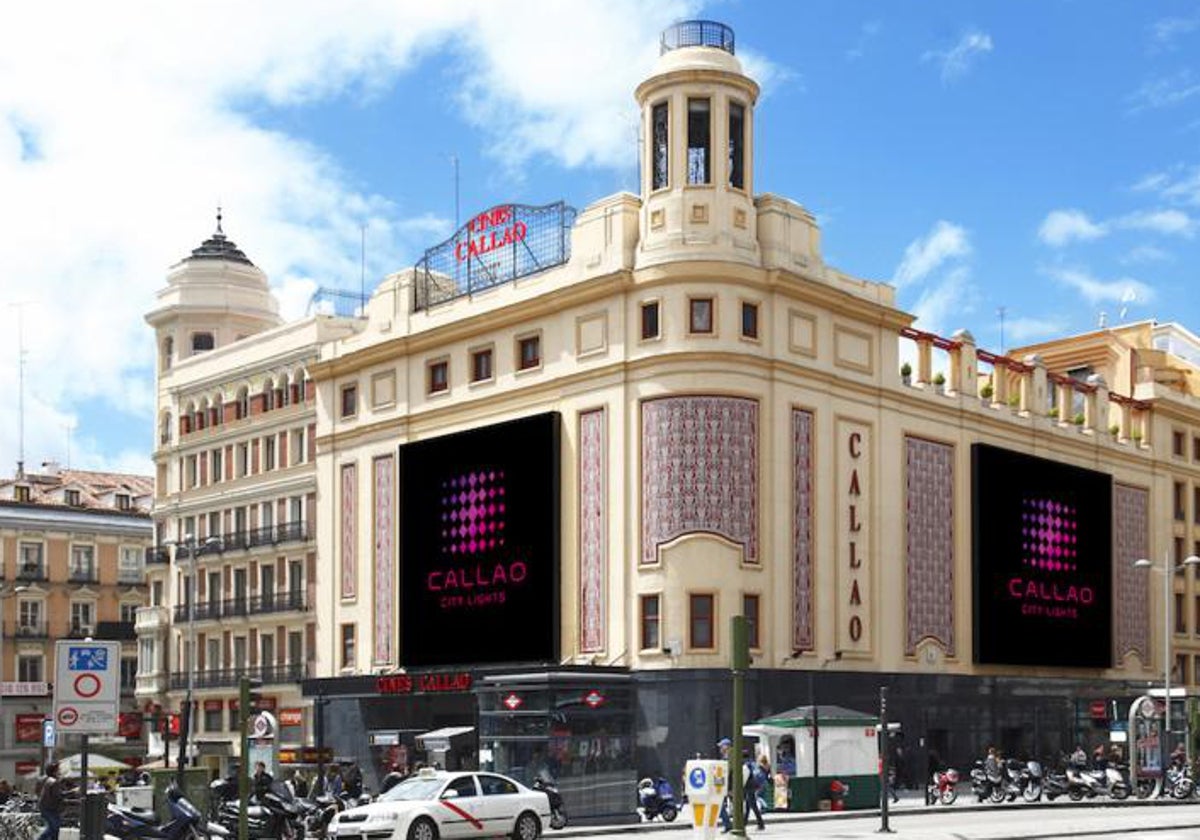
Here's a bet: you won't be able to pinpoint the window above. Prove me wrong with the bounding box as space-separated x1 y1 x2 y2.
518 335 541 371
18 655 42 683
686 98 711 184
119 546 142 583
18 542 44 578
479 775 519 796
292 428 306 465
237 443 249 477
162 337 173 372
689 298 714 334
741 302 759 339
1176 536 1186 566
1175 481 1187 521
18 600 41 633
120 657 137 692
1175 431 1186 457
1176 654 1190 685
428 361 449 394
120 602 138 624
13 485 29 503
237 389 249 419
116 493 131 511
192 332 214 352
264 436 276 471
69 545 96 582
445 776 478 798
152 581 164 606
211 449 223 484
1194 436 1200 462
138 638 155 675
340 624 356 670
340 384 358 418
640 594 661 651
65 489 81 506
640 302 660 340
471 348 494 383
652 102 669 190
743 593 761 649
728 101 745 189
689 593 715 650
1176 592 1187 633
71 601 95 635
204 703 222 732
1195 595 1200 637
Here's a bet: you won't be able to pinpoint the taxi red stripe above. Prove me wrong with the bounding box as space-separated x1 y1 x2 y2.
439 799 484 830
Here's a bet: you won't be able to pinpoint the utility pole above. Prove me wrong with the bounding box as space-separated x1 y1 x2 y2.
879 686 894 834
730 615 750 837
239 676 251 840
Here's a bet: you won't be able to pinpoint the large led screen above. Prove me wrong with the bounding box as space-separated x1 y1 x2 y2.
399 412 560 667
971 443 1112 668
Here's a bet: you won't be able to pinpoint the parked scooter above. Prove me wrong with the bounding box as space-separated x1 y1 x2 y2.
1042 763 1070 802
970 759 1003 803
636 777 678 822
1002 759 1042 803
1167 762 1196 800
532 777 568 830
1066 758 1131 801
107 785 230 840
215 779 305 840
926 768 958 806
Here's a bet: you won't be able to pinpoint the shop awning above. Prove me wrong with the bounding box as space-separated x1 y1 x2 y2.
416 726 474 752
754 705 879 728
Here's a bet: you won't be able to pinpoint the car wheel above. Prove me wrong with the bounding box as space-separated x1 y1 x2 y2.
513 811 541 840
409 817 439 840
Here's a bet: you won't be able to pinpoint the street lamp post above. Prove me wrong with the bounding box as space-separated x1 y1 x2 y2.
173 534 219 788
1134 552 1200 786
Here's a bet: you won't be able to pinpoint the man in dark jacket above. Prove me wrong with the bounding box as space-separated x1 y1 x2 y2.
37 762 65 840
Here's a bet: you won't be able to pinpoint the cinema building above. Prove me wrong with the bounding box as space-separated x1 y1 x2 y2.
142 20 1200 817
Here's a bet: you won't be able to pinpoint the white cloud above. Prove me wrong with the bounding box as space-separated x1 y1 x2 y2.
1128 70 1200 112
909 265 974 335
893 220 971 288
1003 316 1069 346
1046 267 1156 307
1121 244 1171 264
1133 165 1200 206
846 20 882 61
1038 209 1106 246
1149 15 1200 49
0 0 713 475
1118 209 1196 237
922 30 993 84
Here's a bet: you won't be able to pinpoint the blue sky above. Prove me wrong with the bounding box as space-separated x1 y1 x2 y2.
2 1 1200 476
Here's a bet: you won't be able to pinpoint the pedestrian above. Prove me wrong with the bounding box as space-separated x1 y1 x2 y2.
325 764 343 797
756 755 773 810
716 738 732 833
742 750 765 831
380 764 405 794
253 761 274 798
292 770 309 799
36 762 64 840
343 761 363 798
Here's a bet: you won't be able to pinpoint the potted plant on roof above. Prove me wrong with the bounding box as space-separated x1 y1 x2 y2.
980 382 994 404
932 371 946 394
900 362 912 386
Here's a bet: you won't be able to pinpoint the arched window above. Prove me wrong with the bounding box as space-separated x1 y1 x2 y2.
262 380 275 412
161 337 174 372
192 332 215 353
160 412 172 445
236 387 249 420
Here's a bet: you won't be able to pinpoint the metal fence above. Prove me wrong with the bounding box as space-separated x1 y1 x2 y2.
660 20 735 54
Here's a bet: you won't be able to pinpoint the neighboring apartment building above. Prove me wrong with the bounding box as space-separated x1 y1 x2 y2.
0 464 151 779
139 218 358 773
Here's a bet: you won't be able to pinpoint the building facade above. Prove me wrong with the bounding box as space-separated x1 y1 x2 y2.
139 218 359 772
142 20 1200 817
0 465 152 780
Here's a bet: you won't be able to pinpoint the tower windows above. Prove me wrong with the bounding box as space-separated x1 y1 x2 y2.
728 101 745 189
192 332 214 353
652 102 670 190
687 98 711 185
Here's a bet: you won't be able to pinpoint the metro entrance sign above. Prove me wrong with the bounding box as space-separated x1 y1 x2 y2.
52 640 120 734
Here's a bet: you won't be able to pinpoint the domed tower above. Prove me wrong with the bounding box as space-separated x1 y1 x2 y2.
145 210 281 373
635 21 760 268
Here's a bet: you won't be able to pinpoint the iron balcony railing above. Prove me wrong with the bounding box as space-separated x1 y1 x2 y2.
68 569 99 584
168 662 310 690
11 623 48 639
145 546 171 565
184 523 311 557
95 620 136 641
660 20 735 55
15 564 47 582
172 591 308 623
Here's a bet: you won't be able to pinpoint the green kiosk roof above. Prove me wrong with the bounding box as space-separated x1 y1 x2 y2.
754 704 879 728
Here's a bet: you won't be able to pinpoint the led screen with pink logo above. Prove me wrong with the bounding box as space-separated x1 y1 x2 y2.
399 412 560 667
972 444 1112 668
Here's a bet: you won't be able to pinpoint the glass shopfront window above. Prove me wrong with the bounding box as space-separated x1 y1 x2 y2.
478 678 635 821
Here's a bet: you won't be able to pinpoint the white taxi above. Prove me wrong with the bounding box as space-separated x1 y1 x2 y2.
330 769 550 840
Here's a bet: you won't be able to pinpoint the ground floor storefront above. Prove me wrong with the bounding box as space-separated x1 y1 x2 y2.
304 666 1159 819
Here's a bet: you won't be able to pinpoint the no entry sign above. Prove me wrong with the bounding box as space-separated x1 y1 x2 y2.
52 640 120 734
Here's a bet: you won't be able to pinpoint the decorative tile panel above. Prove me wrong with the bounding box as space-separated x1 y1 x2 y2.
1114 484 1150 663
340 463 356 600
373 455 395 665
641 397 758 565
792 409 814 652
579 409 606 653
905 437 955 656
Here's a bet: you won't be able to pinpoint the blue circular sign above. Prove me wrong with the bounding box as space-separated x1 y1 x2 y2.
688 767 707 790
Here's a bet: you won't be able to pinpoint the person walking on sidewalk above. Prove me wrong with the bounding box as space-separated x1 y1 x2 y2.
742 751 766 831
36 762 65 840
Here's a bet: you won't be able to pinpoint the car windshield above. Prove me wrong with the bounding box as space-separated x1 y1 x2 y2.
378 777 444 802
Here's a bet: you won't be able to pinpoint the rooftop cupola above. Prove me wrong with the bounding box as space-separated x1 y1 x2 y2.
145 209 281 373
634 21 760 268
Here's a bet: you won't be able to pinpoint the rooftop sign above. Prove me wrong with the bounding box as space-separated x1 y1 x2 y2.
414 202 576 311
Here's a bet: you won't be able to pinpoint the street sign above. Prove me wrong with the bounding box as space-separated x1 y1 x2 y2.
42 718 55 748
52 640 120 734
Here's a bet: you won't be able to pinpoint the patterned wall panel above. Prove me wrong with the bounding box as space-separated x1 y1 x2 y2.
792 409 814 653
905 437 955 655
641 396 758 565
340 463 357 600
1114 484 1150 663
373 455 395 665
579 409 606 653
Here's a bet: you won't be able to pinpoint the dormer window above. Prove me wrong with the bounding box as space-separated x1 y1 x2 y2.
192 332 214 353
65 489 81 506
687 98 711 185
116 493 131 511
13 485 30 503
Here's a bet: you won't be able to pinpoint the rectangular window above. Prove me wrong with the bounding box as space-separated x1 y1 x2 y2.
204 704 222 732
1176 653 1189 685
120 657 137 691
652 102 669 190
340 624 356 670
689 593 715 650
69 545 96 582
428 361 449 394
211 449 222 484
120 602 138 624
1175 431 1186 457
471 348 494 383
640 301 660 340
1175 481 1187 520
116 493 131 511
1195 487 1200 525
237 443 249 477
1176 592 1187 634
743 593 760 649
640 595 660 651
18 600 41 633
18 655 42 683
687 98 711 184
728 101 745 189
1194 437 1200 462
1176 536 1186 566
518 336 541 371
689 298 714 334
71 601 95 635
264 436 276 470
65 489 81 506
741 302 759 339
340 384 357 418
1195 595 1200 636
18 542 43 578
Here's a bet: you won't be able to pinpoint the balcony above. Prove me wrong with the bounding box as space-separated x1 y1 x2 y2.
145 546 171 565
136 672 167 696
168 661 310 690
196 523 312 557
66 625 96 640
15 564 47 583
68 569 99 585
11 622 48 639
171 591 308 623
117 570 147 586
251 591 308 615
95 620 136 641
135 605 169 633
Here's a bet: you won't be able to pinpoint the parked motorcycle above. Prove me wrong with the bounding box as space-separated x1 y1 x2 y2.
1042 765 1070 801
1167 762 1195 800
1065 759 1130 801
532 777 568 829
926 768 958 806
108 784 230 840
636 777 678 822
970 760 1001 803
1003 759 1042 803
215 779 305 840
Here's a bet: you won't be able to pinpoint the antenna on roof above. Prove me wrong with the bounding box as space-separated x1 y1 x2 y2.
1098 311 1108 329
1119 287 1136 321
360 223 366 313
997 306 1007 355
